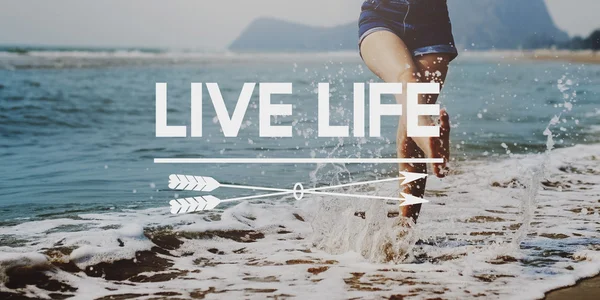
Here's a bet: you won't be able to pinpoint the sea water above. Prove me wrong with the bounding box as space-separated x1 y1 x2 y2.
0 49 599 299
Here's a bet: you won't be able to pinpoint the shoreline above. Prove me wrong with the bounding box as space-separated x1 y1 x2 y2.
526 50 600 64
2 48 600 71
457 49 600 64
545 274 600 300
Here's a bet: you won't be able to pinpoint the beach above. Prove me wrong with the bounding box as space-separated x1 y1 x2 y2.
0 50 599 299
464 49 600 65
527 50 600 65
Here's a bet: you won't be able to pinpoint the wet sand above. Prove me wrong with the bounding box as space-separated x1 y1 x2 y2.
527 50 600 64
545 275 600 300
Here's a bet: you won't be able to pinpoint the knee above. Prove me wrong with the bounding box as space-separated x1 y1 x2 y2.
415 55 451 84
421 65 448 84
394 66 420 84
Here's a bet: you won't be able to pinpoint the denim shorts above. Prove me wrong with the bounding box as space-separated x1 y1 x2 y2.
358 0 458 61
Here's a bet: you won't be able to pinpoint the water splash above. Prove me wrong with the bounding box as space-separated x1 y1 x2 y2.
514 75 577 249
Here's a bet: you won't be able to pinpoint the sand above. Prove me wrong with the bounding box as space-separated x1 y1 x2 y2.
527 50 600 64
545 275 600 300
458 49 600 64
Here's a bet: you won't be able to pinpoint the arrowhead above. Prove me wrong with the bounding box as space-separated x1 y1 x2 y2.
399 193 429 207
399 172 428 185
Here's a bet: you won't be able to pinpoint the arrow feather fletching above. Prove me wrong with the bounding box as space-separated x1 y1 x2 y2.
168 174 220 192
169 195 222 214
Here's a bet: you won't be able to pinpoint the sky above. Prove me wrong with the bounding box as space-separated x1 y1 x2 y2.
0 0 599 49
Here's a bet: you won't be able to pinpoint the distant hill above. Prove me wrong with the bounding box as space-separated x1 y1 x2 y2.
229 0 568 52
229 18 356 52
447 0 568 49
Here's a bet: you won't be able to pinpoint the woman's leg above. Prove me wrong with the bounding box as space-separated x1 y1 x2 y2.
413 52 451 172
401 54 451 220
360 31 451 221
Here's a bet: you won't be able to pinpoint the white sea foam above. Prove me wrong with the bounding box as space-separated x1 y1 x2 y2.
68 224 152 268
0 144 599 299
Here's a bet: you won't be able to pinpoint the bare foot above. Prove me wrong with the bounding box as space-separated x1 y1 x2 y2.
411 109 451 178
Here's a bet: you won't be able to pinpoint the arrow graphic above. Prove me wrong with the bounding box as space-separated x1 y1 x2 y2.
399 193 429 206
399 171 428 185
167 172 429 214
168 175 220 192
169 196 220 214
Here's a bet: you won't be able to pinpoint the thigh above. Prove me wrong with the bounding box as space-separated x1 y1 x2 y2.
359 30 418 84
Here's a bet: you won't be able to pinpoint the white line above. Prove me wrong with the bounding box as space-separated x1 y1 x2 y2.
219 183 289 192
154 158 443 164
220 191 292 203
219 177 406 193
307 177 404 191
219 190 403 203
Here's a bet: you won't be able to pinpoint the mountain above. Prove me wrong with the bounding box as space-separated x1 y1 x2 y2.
447 0 568 49
229 18 356 52
229 0 568 51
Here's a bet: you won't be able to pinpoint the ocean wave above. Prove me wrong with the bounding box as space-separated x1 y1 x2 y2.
0 45 165 55
0 49 364 70
1 143 599 299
